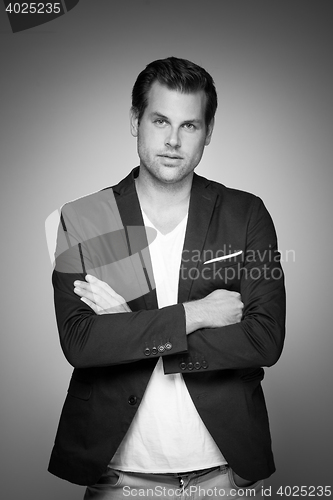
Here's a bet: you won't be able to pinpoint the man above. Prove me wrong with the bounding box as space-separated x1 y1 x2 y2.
48 57 285 499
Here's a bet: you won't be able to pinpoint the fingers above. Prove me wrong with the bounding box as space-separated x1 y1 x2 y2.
74 282 113 306
73 275 130 314
80 296 100 314
74 277 116 302
80 296 128 315
85 275 117 296
85 275 127 303
74 284 102 303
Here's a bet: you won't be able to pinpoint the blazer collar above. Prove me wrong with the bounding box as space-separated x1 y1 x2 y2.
112 166 143 226
110 168 155 310
178 173 218 303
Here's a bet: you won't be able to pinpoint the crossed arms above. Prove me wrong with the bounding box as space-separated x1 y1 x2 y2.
53 195 285 372
73 274 244 333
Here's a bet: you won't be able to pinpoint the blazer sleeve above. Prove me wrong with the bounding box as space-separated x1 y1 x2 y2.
164 196 286 374
52 204 188 369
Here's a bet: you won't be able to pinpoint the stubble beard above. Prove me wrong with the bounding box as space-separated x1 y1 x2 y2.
137 147 203 192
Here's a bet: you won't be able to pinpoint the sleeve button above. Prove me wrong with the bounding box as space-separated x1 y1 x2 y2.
180 362 187 370
144 347 151 356
187 362 194 370
194 361 201 370
128 395 137 405
151 347 158 355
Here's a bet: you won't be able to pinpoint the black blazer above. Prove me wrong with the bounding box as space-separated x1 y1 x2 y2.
48 167 285 485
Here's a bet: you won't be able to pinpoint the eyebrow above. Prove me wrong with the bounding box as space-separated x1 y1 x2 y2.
150 112 203 125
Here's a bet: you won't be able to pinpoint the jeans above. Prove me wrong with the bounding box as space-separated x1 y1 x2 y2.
83 465 264 499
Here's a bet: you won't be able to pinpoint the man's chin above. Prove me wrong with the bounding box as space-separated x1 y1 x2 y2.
157 169 190 185
139 162 194 186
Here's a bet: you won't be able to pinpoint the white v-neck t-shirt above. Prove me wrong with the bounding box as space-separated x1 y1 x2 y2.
109 211 226 473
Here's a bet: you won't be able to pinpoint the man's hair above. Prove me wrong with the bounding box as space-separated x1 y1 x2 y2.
131 56 218 128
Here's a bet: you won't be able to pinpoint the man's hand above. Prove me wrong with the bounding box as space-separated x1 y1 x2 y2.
183 289 244 335
73 275 131 315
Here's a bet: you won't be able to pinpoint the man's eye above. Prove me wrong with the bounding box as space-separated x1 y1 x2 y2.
154 119 167 126
183 123 195 130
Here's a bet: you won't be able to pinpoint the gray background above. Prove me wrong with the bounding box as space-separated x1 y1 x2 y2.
1 1 332 498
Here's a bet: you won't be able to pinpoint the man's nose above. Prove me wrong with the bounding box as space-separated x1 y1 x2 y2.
165 127 181 148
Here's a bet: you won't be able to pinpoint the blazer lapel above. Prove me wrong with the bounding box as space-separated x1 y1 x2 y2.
112 168 158 311
178 174 218 303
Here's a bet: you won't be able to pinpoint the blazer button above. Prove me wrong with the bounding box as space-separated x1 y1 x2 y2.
202 360 208 369
128 395 137 405
180 362 187 370
165 342 172 350
151 347 158 355
194 361 201 370
187 362 194 371
157 344 165 353
144 347 151 356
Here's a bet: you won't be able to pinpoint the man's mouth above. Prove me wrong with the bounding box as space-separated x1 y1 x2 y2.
159 154 183 160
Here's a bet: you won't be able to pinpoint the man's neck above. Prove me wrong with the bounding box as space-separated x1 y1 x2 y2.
135 168 192 234
135 167 192 211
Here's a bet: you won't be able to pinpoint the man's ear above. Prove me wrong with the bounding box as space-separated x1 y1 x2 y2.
130 107 139 137
205 118 215 146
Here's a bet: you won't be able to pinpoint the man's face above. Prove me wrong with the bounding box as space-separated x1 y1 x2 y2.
130 81 214 186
